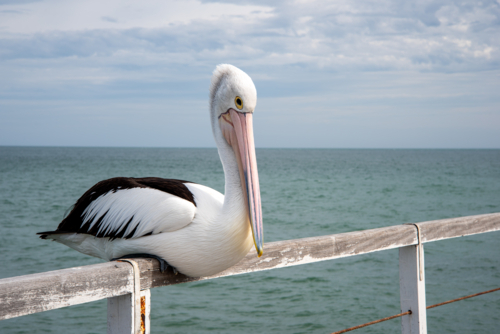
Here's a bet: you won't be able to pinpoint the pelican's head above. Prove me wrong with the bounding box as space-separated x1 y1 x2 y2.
209 64 263 257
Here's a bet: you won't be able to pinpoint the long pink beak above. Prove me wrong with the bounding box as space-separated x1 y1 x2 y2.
220 109 263 257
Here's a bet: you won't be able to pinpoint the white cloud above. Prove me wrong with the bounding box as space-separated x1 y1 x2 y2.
0 0 499 147
0 0 273 34
0 0 498 73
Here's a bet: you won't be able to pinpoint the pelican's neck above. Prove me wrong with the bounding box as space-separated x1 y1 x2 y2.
210 85 249 227
211 99 246 221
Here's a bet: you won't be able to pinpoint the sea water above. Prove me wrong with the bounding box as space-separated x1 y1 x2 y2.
0 147 499 333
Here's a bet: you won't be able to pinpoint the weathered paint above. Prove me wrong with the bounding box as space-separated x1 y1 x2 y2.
1 262 133 321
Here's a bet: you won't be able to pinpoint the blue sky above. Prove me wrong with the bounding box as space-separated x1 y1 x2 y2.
0 0 499 148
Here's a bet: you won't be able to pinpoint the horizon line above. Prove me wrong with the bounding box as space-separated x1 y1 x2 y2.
1 145 499 150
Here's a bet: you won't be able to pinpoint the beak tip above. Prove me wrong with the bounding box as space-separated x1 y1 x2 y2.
257 248 263 257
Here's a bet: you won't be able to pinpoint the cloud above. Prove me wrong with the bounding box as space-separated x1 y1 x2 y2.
0 0 41 4
0 0 498 73
0 0 272 34
0 0 499 148
101 16 118 23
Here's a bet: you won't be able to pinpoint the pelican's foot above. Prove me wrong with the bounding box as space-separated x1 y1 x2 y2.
112 253 177 274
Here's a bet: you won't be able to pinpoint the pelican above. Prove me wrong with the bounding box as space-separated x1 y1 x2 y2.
38 64 263 277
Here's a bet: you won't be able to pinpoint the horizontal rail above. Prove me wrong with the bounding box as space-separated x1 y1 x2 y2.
1 212 499 321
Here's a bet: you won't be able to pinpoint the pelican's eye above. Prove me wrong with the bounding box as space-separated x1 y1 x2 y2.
234 96 243 110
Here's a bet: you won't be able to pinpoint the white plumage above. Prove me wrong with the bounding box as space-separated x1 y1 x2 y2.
82 188 196 237
39 64 264 277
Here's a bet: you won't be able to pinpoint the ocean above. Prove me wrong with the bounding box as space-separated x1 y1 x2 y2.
0 147 499 333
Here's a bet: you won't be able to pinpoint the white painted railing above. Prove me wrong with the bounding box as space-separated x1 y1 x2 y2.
1 212 499 334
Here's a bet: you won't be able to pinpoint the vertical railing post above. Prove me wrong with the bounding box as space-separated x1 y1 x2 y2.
107 258 150 334
399 245 427 334
107 289 150 334
107 294 134 334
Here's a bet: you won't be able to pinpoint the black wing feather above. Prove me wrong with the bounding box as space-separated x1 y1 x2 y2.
38 177 196 239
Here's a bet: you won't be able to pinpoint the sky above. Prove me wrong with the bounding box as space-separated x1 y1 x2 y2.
0 0 499 148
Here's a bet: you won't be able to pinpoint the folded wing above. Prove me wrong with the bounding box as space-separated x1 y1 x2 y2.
40 177 197 240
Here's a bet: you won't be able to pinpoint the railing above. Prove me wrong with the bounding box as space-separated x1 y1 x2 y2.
1 212 499 334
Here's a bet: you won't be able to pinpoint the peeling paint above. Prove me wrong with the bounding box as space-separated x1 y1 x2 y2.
256 257 276 264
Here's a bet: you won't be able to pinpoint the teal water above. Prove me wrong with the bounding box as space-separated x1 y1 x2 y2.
0 147 499 333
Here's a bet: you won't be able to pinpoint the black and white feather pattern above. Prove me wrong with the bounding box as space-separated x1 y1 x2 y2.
37 64 261 278
39 177 197 240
